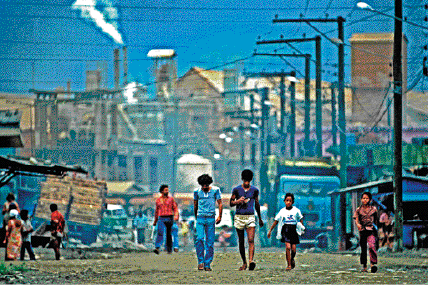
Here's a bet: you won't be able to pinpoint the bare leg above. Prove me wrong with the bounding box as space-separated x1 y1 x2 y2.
291 244 297 268
236 229 247 269
247 227 255 263
285 242 292 270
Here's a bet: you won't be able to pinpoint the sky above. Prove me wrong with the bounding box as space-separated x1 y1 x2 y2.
1 0 426 95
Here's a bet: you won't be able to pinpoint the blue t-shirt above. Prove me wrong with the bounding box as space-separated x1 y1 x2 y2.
194 186 222 217
232 185 259 215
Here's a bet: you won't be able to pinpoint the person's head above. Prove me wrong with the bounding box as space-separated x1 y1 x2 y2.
241 169 253 188
197 174 213 191
8 203 17 211
20 209 29 220
284 193 295 209
6 192 15 202
9 209 19 219
361 192 372 206
138 211 143 217
159 184 169 196
50 203 58 212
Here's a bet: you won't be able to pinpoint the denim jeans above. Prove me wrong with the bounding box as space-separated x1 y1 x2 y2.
195 216 215 268
159 222 179 250
155 216 173 252
136 228 145 244
171 223 179 249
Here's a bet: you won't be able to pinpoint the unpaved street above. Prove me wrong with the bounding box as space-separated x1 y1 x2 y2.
3 248 428 284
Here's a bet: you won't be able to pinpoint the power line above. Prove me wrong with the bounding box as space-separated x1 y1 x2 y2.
2 3 368 11
0 39 188 48
0 14 273 23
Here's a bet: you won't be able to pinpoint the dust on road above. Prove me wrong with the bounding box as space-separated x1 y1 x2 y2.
5 248 428 284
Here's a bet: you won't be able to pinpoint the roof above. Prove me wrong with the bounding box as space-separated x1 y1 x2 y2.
179 67 224 94
350 33 408 43
0 93 35 131
330 175 428 195
0 155 87 188
106 181 134 193
177 153 211 164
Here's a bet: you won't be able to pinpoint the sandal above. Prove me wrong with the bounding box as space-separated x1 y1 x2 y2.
361 268 368 272
239 264 247 271
198 264 204 271
285 266 292 271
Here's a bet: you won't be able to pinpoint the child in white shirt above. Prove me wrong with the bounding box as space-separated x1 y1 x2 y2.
268 193 303 270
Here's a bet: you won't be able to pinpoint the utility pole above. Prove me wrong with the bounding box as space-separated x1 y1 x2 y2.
331 82 338 155
257 37 322 157
244 70 296 157
223 88 262 169
315 36 322 157
273 16 346 186
393 0 404 252
289 71 297 157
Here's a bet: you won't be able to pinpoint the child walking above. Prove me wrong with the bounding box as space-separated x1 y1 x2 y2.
353 191 378 273
20 209 36 261
267 193 303 270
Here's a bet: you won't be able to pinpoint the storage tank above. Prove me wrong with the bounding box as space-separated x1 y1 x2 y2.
176 154 213 193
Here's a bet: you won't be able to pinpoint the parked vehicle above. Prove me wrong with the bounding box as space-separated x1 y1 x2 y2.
263 156 340 248
32 176 107 246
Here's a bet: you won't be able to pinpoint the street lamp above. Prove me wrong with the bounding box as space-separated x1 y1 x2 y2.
357 1 428 30
358 0 404 252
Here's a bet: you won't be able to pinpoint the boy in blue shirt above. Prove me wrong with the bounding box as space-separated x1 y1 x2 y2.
193 174 222 271
230 169 264 271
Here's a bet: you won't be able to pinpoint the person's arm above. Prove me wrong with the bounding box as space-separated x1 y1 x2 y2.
172 198 179 221
230 191 245 207
267 220 279 238
153 201 159 226
193 200 198 219
254 195 263 227
216 199 223 224
353 210 362 231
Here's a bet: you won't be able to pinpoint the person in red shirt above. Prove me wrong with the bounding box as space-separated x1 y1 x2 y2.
153 185 179 254
50 203 65 260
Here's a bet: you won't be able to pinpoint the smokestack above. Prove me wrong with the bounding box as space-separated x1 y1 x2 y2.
123 46 128 86
114 48 120 90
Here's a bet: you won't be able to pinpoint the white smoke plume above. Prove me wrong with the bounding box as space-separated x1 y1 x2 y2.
72 0 123 44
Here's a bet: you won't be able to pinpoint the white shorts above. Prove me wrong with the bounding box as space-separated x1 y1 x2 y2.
234 214 256 230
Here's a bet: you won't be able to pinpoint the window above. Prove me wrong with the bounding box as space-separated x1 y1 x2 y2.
149 157 158 185
118 155 127 168
134 157 143 182
192 116 205 130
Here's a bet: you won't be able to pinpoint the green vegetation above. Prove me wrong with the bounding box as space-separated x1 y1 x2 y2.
0 262 30 275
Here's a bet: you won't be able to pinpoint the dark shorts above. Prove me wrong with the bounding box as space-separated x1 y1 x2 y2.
281 224 300 244
382 224 393 234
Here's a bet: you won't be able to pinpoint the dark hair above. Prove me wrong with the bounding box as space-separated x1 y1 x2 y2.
50 203 58 212
361 191 372 201
159 184 168 193
20 209 29 219
6 192 15 202
241 169 254 181
9 203 17 211
197 174 213 186
284 193 295 202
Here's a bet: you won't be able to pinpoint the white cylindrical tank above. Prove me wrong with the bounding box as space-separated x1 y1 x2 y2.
176 154 213 193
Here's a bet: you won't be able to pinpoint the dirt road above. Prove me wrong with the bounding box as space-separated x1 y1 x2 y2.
2 248 428 284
